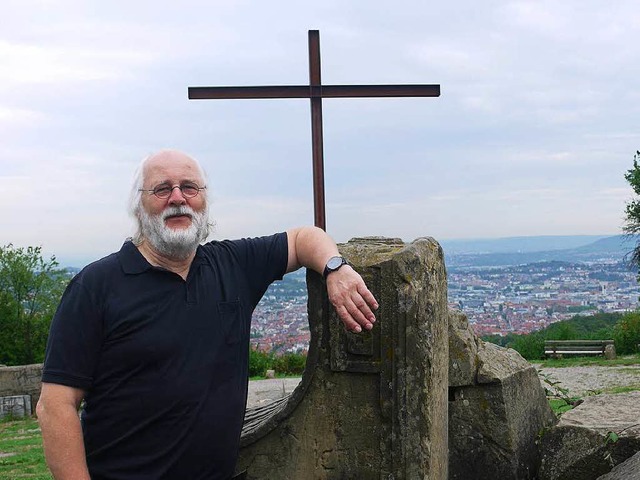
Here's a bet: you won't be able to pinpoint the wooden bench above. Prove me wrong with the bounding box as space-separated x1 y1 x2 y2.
544 340 615 358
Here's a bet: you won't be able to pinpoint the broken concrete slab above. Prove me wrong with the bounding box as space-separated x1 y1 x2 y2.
596 450 640 480
539 392 640 480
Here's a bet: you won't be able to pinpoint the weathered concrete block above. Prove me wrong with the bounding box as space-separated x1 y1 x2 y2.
0 395 32 419
604 343 617 360
236 237 449 479
539 425 640 480
539 392 640 480
476 341 532 384
596 450 640 480
0 364 42 415
448 311 557 480
449 309 479 387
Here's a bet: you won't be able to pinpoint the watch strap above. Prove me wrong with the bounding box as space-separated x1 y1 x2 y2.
323 256 349 279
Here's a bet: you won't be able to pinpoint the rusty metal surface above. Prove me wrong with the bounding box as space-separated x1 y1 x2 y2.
188 84 440 99
309 30 326 230
188 29 441 231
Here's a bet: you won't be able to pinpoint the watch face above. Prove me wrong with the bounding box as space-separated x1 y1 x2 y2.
327 256 344 270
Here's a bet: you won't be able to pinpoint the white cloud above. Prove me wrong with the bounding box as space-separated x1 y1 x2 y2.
0 41 155 85
0 106 46 125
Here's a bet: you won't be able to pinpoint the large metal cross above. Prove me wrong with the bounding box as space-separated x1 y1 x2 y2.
189 30 440 231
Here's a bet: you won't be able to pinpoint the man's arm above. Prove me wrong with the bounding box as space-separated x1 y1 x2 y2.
286 226 379 333
37 383 91 480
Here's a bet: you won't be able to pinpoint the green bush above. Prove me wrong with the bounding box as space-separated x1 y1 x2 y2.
249 348 273 377
273 353 306 376
545 321 578 340
613 312 640 355
510 333 545 360
248 348 307 377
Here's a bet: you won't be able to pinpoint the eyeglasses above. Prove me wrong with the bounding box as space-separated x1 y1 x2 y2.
139 182 206 199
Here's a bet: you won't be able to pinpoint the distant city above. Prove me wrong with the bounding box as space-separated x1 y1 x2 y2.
251 269 309 354
249 235 640 354
448 260 638 337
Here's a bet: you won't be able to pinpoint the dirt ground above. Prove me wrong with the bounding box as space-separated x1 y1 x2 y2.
535 364 640 397
247 377 301 408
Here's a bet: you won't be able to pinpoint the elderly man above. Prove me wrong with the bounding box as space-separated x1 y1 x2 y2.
37 150 378 480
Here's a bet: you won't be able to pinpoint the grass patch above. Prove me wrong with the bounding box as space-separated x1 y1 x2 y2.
249 372 298 381
539 370 586 416
601 385 640 395
535 354 640 368
0 416 51 479
548 398 579 415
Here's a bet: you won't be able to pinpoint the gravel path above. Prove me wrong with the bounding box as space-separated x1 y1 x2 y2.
535 364 640 397
247 378 302 408
246 365 640 408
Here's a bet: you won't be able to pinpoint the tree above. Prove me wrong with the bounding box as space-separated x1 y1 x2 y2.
623 150 640 272
0 245 69 365
510 332 545 360
612 312 640 355
546 321 578 341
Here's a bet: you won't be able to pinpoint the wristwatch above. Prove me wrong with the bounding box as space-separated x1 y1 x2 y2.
323 256 349 279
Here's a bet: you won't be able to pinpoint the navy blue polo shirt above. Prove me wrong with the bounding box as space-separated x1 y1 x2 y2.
42 233 288 480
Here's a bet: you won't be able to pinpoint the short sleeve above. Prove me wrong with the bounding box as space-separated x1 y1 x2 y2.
42 279 104 390
229 232 288 305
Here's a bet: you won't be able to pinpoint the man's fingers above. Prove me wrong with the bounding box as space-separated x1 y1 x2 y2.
326 267 380 334
351 293 376 324
334 305 362 333
336 297 375 332
357 283 379 311
346 299 373 330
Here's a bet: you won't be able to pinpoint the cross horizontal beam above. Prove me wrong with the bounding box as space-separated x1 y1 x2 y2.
189 84 441 100
189 30 440 230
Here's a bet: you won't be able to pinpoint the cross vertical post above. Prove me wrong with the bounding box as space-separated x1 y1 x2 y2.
308 30 326 229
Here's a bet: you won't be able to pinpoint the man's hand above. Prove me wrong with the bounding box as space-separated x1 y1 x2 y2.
326 265 378 333
286 226 379 333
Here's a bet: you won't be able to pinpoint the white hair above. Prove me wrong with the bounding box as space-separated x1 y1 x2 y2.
128 150 211 245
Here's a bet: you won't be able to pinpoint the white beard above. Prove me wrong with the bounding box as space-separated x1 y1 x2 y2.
139 204 210 260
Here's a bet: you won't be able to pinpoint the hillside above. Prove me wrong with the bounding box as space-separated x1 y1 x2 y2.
440 235 611 254
444 235 634 268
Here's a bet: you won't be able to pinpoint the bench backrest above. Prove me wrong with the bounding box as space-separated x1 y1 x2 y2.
544 340 614 355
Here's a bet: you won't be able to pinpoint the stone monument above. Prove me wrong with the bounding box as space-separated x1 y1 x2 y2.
235 237 449 479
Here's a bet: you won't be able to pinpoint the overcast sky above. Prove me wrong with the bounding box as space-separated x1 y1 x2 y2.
2 1 639 266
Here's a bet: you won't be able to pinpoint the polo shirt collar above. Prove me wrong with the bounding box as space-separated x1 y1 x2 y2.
192 244 212 269
119 240 212 275
119 240 152 275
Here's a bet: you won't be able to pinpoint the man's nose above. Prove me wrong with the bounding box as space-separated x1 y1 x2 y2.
168 186 187 204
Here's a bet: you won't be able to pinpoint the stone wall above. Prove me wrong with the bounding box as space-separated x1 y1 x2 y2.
0 363 43 416
236 237 449 479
